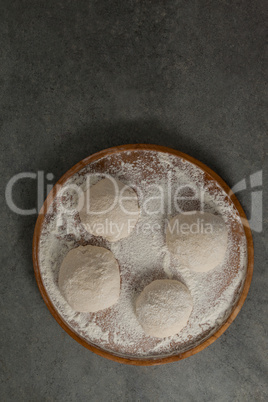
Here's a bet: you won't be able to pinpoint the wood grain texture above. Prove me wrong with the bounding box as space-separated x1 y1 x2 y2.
32 144 254 366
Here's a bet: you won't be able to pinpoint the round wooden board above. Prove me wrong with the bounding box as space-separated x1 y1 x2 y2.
32 144 254 365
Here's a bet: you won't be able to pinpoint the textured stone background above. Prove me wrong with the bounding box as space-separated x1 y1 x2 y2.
0 1 267 401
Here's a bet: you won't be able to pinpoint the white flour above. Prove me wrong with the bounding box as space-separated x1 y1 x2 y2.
38 150 247 358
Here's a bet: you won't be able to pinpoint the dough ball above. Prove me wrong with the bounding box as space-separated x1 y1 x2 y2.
79 178 140 242
135 279 193 338
166 211 228 272
58 245 120 312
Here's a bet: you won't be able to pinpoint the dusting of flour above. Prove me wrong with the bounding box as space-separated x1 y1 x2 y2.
38 150 247 358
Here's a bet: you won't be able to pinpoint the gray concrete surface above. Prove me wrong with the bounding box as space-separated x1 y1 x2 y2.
0 0 267 401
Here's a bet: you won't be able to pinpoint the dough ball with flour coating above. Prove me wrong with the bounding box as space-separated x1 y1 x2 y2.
166 212 228 272
59 245 120 312
79 178 140 242
135 279 193 338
